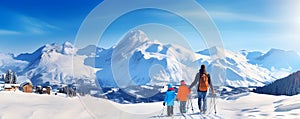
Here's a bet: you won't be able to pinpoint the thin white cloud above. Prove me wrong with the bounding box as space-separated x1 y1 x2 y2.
208 11 277 23
19 15 60 34
166 8 278 24
0 29 22 35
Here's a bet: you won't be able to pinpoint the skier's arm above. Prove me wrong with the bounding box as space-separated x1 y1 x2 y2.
176 88 180 100
164 93 167 103
208 74 214 94
189 73 199 89
186 86 191 94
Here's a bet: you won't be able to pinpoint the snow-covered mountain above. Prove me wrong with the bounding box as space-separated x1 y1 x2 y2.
197 47 275 87
255 71 300 96
0 53 28 75
245 49 300 78
249 49 300 70
0 30 299 88
15 42 97 85
88 30 199 88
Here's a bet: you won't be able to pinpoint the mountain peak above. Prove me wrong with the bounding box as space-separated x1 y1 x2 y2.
113 30 150 55
62 41 77 55
124 30 149 43
196 46 226 56
258 48 299 60
63 41 74 47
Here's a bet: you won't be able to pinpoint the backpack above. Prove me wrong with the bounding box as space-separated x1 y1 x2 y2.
198 73 209 91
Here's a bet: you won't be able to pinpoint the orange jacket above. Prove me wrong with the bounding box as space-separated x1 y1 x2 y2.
176 85 190 101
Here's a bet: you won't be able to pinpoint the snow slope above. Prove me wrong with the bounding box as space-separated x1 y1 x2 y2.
246 49 300 78
0 91 299 119
0 53 28 74
15 42 97 85
197 47 275 87
0 91 91 119
94 30 199 87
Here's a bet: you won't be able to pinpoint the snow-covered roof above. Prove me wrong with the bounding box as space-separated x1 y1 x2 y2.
4 84 20 88
4 84 11 88
20 82 32 87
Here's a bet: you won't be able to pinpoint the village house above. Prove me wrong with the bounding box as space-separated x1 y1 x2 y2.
21 82 33 93
4 84 19 91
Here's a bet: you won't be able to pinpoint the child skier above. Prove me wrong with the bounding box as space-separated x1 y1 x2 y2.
176 80 191 114
163 84 176 116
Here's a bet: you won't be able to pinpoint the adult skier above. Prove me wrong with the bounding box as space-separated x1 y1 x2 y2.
189 64 214 114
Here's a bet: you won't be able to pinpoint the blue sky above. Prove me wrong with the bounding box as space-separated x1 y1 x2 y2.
0 0 299 54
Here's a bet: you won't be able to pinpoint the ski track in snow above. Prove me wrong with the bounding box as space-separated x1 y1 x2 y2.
0 91 300 119
275 103 300 112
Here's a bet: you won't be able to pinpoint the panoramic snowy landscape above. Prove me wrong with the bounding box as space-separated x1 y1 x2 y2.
1 30 300 87
1 0 300 118
0 30 299 118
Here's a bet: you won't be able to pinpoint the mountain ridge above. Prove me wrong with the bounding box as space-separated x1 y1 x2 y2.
0 30 299 88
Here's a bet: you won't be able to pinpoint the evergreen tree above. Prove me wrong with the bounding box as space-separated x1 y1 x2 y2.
5 70 12 84
12 72 17 84
1 74 5 82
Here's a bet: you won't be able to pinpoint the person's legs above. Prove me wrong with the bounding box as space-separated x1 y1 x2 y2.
167 106 171 116
182 101 187 113
180 101 187 113
179 101 183 113
202 91 208 113
197 92 203 112
170 106 174 115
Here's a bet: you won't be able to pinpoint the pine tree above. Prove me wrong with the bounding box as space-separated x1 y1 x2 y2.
2 74 5 82
12 72 17 84
5 70 12 84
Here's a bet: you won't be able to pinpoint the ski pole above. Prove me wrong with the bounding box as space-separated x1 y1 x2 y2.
178 101 186 118
159 106 165 117
189 95 194 113
213 94 217 114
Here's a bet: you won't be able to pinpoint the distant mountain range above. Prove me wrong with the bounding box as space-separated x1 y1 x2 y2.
0 30 300 88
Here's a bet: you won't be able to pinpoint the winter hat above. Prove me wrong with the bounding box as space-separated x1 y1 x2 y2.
180 80 185 85
199 64 207 74
201 64 206 69
167 84 173 88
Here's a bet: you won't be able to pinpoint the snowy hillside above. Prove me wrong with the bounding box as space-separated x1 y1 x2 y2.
77 45 105 57
255 71 300 96
93 30 199 87
197 47 275 87
15 42 97 85
0 91 299 119
246 49 300 78
0 53 28 74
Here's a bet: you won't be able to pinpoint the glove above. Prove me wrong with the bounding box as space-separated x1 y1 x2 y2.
163 102 165 106
212 89 215 95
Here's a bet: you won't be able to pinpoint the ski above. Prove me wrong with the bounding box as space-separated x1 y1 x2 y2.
181 113 187 119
